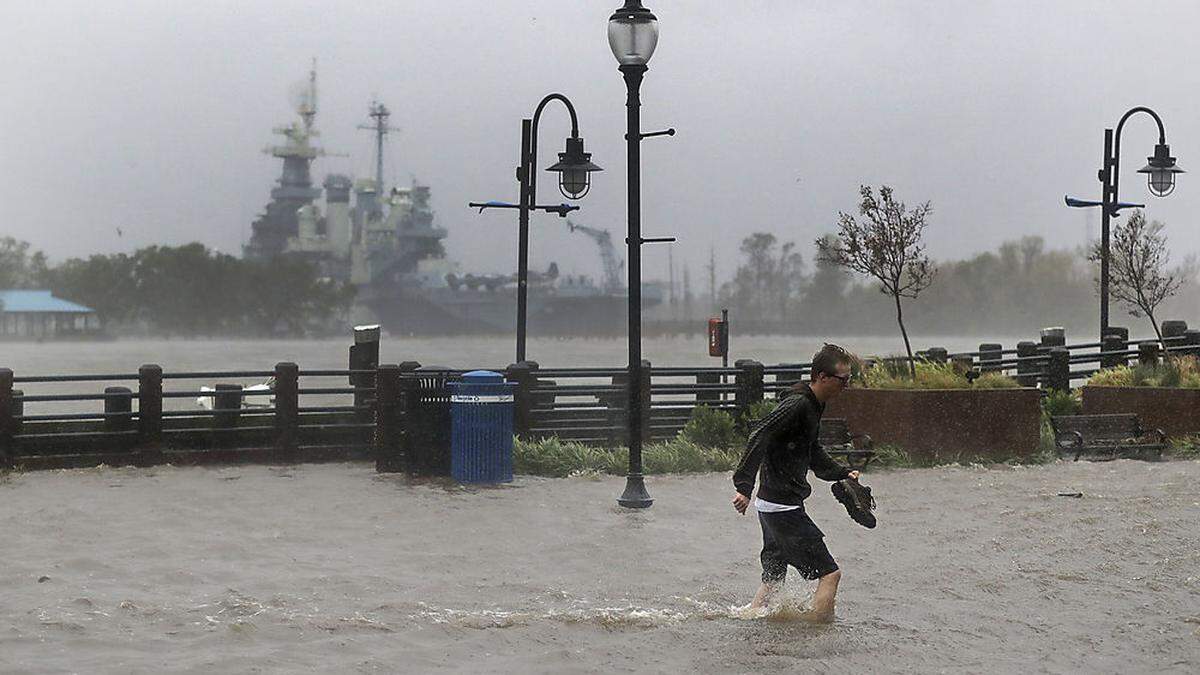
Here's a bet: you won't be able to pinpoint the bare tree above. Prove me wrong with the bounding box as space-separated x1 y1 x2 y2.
1089 210 1193 349
816 185 937 377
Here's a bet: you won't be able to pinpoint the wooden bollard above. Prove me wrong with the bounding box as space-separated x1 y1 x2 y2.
504 361 537 437
274 362 299 461
213 384 243 428
375 364 403 473
137 364 163 466
734 359 764 420
1047 348 1071 392
925 347 949 364
695 371 720 406
104 386 134 433
1162 320 1188 357
1101 334 1128 369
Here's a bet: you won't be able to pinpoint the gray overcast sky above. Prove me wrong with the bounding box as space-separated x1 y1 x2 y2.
4 1 1200 286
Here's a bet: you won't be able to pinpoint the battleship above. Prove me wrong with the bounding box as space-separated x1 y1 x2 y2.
244 65 659 336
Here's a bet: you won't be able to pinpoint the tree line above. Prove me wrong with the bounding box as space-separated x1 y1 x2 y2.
717 186 1197 341
0 238 354 337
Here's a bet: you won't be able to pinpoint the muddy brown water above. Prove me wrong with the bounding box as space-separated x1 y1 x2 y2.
2 459 1198 673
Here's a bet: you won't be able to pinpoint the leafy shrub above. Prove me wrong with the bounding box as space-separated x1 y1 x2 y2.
1042 389 1082 418
1167 435 1200 459
680 405 739 449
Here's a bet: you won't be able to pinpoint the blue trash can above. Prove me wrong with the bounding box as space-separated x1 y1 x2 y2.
450 370 515 483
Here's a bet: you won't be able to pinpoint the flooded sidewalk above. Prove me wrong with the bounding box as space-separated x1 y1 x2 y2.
2 459 1198 673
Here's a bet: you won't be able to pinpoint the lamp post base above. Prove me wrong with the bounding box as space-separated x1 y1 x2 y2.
617 473 653 508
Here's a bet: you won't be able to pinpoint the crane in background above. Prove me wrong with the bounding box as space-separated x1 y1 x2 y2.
566 220 624 294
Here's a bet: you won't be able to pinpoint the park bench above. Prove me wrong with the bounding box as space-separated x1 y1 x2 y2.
818 417 876 470
1050 413 1167 461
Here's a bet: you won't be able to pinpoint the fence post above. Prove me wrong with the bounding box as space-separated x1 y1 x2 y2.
213 384 243 429
0 368 12 467
1015 342 1039 387
696 371 720 406
274 362 299 461
375 364 403 473
1162 320 1188 356
137 364 163 465
734 359 764 420
350 325 381 423
978 343 1002 373
1138 342 1160 368
1183 329 1200 358
925 347 948 364
1101 333 1128 369
1048 347 1070 392
104 386 134 433
505 361 537 437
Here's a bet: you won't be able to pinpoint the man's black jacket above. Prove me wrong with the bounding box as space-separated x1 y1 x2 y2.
732 384 851 505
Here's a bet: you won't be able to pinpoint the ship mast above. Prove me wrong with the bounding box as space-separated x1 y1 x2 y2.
358 101 399 197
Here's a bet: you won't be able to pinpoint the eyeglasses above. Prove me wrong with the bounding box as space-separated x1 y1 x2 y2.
824 372 851 385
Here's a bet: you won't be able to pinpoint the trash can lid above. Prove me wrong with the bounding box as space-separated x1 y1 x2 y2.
462 370 504 384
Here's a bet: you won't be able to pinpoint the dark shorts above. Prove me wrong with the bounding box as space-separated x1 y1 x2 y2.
758 508 838 583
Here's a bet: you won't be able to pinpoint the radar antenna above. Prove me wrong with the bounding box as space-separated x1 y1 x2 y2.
357 101 400 194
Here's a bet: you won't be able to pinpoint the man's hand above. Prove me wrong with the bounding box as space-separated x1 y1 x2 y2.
732 492 751 515
848 470 861 480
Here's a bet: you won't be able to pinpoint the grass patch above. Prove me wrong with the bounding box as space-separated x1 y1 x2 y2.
860 359 1019 390
1087 355 1200 388
1167 435 1200 460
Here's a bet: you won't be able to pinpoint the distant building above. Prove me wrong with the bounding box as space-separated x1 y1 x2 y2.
0 290 101 339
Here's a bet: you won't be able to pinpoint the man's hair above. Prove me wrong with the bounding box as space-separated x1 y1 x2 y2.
810 343 854 380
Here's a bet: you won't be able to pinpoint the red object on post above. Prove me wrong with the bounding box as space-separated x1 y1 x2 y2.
708 318 728 357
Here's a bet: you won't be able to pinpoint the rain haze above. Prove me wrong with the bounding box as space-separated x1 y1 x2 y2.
5 1 1200 282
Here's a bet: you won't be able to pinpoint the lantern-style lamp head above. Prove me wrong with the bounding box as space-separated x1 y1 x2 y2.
1138 143 1184 197
608 0 659 67
546 136 603 199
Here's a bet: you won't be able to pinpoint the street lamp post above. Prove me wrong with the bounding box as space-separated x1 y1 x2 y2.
1066 106 1184 339
469 95 602 363
610 0 675 509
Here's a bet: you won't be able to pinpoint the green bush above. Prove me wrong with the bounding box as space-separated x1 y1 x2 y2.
1167 436 1200 459
680 405 740 449
512 436 741 477
736 399 779 436
1042 389 1082 418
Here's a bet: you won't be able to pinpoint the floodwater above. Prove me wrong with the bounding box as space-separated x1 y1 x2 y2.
2 459 1198 673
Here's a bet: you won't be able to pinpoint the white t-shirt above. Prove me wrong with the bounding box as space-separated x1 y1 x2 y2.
754 497 801 513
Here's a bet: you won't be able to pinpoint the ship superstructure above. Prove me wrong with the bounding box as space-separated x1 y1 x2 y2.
244 66 657 335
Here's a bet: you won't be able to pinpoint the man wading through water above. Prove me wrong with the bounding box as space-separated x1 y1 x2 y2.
731 343 874 621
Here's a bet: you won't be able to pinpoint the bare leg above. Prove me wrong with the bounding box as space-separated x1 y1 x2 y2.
750 581 780 609
804 569 841 622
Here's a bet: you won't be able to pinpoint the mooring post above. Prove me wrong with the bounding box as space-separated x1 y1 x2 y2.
696 371 720 406
274 362 299 461
1162 320 1188 356
1183 329 1200 358
0 368 13 467
137 364 163 465
1047 348 1070 392
926 347 949 365
375 364 403 473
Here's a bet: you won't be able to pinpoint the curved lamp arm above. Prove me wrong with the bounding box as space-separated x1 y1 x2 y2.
527 94 581 206
1110 106 1167 214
